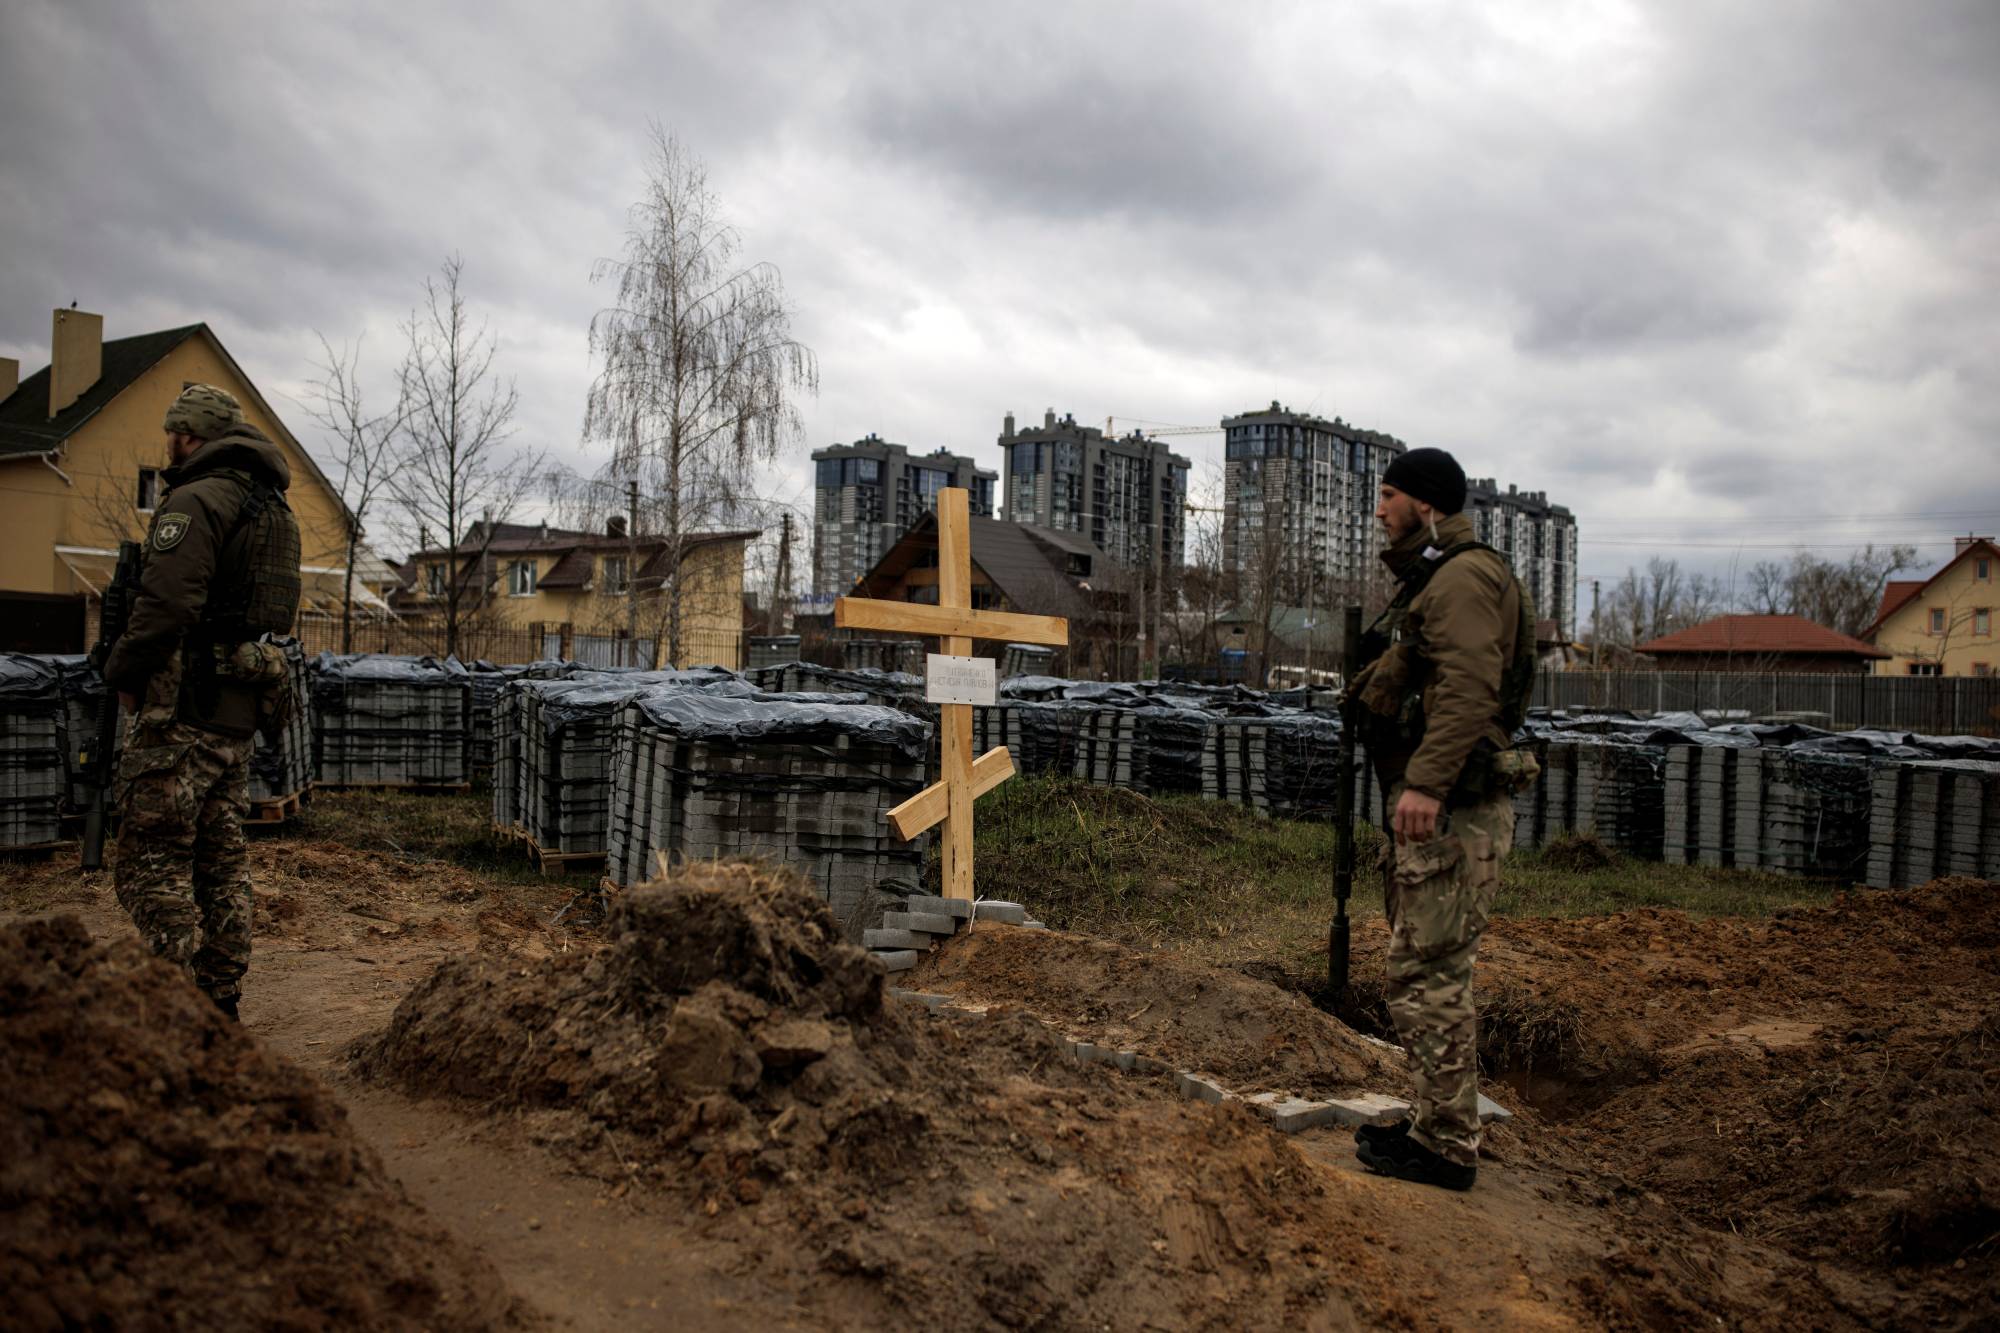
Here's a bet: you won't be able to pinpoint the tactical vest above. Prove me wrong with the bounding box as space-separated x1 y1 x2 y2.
203 467 302 642
1359 538 1538 749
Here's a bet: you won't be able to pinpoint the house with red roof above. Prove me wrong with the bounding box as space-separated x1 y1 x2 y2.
1635 614 1889 674
1860 537 1999 677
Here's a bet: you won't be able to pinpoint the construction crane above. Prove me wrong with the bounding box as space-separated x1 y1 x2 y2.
1104 416 1220 441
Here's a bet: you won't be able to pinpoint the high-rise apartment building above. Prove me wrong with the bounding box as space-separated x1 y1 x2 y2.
999 410 1190 579
1466 479 1579 640
1222 404 1578 639
1221 403 1407 597
811 435 996 595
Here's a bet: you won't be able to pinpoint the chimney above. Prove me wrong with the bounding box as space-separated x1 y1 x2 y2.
1957 535 1995 554
1044 408 1055 429
49 308 104 418
0 357 16 400
1003 412 1015 439
607 514 628 539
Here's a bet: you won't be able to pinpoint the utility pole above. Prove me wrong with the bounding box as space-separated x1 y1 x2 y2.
625 478 640 661
1591 578 1601 670
771 511 794 636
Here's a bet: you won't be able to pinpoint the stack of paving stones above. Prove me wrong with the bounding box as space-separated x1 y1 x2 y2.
493 669 736 856
0 655 70 848
605 688 932 933
840 638 923 675
748 662 926 713
863 895 1043 972
309 653 473 786
1203 711 1344 818
745 636 802 669
248 637 314 803
467 659 578 782
999 643 1058 679
1867 759 2000 887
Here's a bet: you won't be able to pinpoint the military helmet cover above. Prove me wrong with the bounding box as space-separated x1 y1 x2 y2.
162 383 244 440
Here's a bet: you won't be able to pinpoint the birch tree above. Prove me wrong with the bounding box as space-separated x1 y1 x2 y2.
584 126 817 666
388 254 543 658
301 333 404 651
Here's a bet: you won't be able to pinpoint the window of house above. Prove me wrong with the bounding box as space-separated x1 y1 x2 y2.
508 560 537 596
1973 662 1993 677
602 556 628 594
1909 662 1942 676
1930 607 1946 634
136 468 162 512
425 563 445 596
1977 608 1992 637
1977 557 1991 580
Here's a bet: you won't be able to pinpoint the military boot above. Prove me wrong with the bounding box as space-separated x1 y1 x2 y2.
1355 1132 1476 1191
210 992 240 1022
1353 1117 1412 1147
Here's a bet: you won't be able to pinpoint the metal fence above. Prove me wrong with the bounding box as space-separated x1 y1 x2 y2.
1533 670 2000 735
290 616 742 670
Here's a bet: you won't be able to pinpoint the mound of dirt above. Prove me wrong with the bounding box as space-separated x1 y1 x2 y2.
1353 877 2000 1326
353 862 1423 1329
918 923 1403 1097
0 915 532 1331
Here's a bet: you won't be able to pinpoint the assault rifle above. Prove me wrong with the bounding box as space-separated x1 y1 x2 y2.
80 540 144 871
1329 605 1364 996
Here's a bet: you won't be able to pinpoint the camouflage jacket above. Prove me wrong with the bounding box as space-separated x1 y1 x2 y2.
1359 512 1525 801
104 428 294 725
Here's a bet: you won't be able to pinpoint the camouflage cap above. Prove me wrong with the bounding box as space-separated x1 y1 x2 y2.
162 383 243 440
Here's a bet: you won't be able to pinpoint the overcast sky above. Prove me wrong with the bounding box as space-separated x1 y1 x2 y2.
3 0 1995 594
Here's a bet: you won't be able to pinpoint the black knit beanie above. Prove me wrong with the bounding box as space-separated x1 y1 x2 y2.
1381 447 1467 515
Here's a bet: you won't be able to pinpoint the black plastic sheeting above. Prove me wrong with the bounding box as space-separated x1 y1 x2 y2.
629 687 930 761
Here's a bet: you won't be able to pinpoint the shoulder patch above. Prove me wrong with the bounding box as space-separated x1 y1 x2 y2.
152 512 193 552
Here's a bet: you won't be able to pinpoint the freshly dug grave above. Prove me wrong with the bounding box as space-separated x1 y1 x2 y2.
1348 877 2000 1327
0 915 533 1331
354 862 1428 1330
917 922 1404 1098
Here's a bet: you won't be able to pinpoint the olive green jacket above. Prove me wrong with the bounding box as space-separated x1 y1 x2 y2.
1372 512 1523 801
104 427 293 700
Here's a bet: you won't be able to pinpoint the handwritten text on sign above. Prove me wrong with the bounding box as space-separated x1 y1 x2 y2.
925 653 997 706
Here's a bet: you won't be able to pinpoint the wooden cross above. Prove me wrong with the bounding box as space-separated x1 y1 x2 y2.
834 487 1069 901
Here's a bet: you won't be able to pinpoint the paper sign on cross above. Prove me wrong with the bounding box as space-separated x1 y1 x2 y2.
834 487 1069 901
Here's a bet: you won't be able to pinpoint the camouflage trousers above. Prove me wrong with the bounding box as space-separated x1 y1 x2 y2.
1383 788 1513 1168
112 718 256 1002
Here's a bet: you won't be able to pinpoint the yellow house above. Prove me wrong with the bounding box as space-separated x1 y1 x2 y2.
0 309 388 652
393 518 755 669
1864 537 2000 677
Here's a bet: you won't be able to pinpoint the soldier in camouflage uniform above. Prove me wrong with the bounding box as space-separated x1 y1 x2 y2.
103 384 301 1021
1344 447 1539 1191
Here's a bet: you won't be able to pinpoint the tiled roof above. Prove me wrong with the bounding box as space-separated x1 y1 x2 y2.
1874 581 1924 628
1637 614 1889 659
0 325 204 458
1860 539 2000 640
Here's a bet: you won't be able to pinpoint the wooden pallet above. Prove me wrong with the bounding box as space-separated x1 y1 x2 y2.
0 837 77 858
245 786 309 826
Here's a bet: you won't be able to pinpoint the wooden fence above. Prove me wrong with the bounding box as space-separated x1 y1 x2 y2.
1533 670 2000 735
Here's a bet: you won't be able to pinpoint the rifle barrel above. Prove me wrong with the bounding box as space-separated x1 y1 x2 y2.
1329 605 1364 996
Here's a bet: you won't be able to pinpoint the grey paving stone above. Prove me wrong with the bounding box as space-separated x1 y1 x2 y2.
1477 1092 1513 1124
973 900 1029 925
901 894 974 921
1176 1072 1230 1104
864 928 925 950
881 911 956 936
1023 921 1048 930
1320 1094 1412 1128
888 988 950 1010
870 949 920 973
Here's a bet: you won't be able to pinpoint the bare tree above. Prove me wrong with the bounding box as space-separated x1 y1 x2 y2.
1743 559 1790 615
1783 544 1918 637
300 333 404 651
388 254 544 659
584 126 818 666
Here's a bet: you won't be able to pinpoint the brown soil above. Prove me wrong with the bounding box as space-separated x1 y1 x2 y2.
1341 876 2000 1328
0 914 534 1331
917 922 1404 1097
3 799 1990 1330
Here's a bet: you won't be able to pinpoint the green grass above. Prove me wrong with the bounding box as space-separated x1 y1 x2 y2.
962 778 1841 971
281 788 601 889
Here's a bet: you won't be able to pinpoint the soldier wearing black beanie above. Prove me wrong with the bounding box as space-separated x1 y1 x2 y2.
1380 447 1467 515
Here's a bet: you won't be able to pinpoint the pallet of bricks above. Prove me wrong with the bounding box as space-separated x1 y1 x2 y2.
492 669 738 874
605 687 931 938
1509 737 1666 858
0 655 71 850
466 659 578 782
1868 759 2000 887
310 653 472 788
1661 742 1876 877
246 637 314 822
